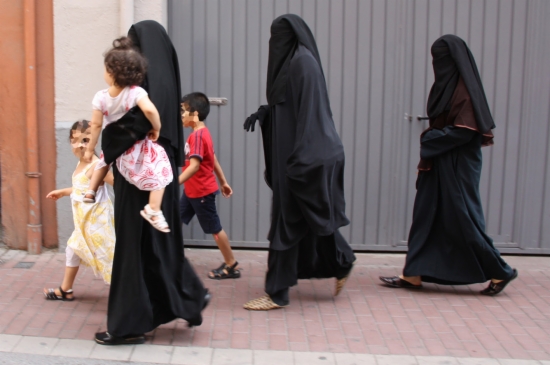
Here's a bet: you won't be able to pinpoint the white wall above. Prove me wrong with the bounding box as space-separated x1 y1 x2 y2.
54 0 167 123
53 0 167 248
135 0 167 27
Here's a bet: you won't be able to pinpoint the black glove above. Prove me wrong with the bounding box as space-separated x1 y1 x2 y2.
243 105 269 132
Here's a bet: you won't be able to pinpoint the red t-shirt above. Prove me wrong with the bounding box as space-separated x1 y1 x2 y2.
183 127 219 198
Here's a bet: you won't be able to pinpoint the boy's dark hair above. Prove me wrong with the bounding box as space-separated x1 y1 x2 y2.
182 92 210 121
104 37 147 87
69 120 91 142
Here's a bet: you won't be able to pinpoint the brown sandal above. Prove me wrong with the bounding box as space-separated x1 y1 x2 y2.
243 295 286 311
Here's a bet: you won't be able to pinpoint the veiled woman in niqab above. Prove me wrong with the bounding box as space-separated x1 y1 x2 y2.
380 35 517 295
95 20 209 345
243 14 356 310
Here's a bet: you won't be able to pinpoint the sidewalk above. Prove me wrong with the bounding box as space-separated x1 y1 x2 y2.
0 247 549 364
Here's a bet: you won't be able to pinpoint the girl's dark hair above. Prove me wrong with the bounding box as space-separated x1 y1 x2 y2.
70 120 97 156
181 92 210 121
69 120 91 142
104 37 147 87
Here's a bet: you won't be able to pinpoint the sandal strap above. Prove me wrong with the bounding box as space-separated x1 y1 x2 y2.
210 262 227 276
227 261 239 271
58 287 73 298
152 214 168 228
221 261 239 275
144 204 162 216
214 261 239 276
143 205 169 229
83 190 96 197
45 288 60 299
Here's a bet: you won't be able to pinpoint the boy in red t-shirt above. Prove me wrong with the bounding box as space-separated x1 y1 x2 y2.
179 92 240 280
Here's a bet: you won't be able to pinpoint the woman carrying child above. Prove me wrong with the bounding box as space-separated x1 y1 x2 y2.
83 37 172 233
44 120 115 301
94 21 209 346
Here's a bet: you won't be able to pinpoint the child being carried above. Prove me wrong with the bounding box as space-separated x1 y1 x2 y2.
83 37 173 233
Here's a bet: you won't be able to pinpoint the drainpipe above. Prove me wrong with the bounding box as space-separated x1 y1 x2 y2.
24 0 42 254
120 0 134 35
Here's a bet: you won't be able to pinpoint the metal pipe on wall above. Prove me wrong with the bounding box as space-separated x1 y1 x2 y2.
24 0 42 254
120 0 134 36
35 0 58 248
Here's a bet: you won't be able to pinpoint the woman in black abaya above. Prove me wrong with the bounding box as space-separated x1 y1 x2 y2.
380 35 517 295
243 14 356 310
95 20 209 345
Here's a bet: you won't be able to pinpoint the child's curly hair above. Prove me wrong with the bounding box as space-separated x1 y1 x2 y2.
104 37 147 87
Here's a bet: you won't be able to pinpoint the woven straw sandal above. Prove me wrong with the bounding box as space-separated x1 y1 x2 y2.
243 295 286 311
335 264 354 296
140 204 171 233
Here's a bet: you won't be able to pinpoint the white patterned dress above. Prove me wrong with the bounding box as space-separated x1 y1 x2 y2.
92 86 173 191
67 163 116 284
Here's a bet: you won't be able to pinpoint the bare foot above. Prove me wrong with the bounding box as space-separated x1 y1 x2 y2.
399 275 422 286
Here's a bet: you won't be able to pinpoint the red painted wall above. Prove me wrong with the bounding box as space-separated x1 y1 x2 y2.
0 0 57 250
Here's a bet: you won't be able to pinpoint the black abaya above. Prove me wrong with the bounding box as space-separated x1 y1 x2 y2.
245 15 355 305
266 231 355 304
105 21 207 337
403 129 513 284
402 35 513 285
268 44 350 250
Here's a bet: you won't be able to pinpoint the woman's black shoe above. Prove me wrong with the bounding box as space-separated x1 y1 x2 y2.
379 276 422 289
94 331 145 346
480 268 518 296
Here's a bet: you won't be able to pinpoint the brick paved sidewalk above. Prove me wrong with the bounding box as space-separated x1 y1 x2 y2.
0 247 549 362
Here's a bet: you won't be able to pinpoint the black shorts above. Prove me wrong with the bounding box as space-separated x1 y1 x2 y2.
179 190 222 234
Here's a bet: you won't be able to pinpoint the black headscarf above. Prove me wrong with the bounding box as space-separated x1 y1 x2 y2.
266 14 324 106
128 20 184 166
427 34 495 133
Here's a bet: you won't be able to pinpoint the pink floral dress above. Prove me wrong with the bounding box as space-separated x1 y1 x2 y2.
92 86 173 191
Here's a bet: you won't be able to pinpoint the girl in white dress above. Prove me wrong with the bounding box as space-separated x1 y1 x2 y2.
44 120 116 301
83 37 172 233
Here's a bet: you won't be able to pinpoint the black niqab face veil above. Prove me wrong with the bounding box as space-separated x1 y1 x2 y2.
427 34 495 133
128 20 184 165
266 14 324 106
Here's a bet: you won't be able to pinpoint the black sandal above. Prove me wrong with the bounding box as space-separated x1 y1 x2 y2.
480 268 518 296
95 331 145 346
379 276 423 289
44 287 75 301
208 261 241 280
